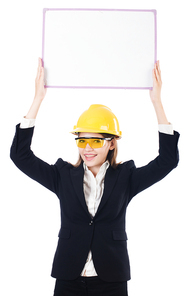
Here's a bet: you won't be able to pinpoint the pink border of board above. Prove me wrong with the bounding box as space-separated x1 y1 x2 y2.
42 8 157 90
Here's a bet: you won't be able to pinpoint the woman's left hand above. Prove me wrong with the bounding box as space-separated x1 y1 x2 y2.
149 61 169 124
149 61 162 104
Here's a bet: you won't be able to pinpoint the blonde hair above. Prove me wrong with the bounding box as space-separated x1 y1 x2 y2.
74 133 120 169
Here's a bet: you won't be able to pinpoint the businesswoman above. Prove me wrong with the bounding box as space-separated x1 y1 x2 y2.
10 58 179 296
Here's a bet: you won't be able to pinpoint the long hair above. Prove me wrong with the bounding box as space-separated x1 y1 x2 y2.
74 133 120 169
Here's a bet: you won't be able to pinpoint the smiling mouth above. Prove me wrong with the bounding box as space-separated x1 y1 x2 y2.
84 154 97 161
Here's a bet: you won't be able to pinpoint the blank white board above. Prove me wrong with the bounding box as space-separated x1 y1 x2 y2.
42 9 157 89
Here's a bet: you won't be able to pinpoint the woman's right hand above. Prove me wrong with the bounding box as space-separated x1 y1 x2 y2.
34 57 47 101
24 58 47 119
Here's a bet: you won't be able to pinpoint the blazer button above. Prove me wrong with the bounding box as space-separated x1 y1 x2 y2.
89 221 93 225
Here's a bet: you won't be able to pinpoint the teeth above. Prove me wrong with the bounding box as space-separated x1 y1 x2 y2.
85 155 96 159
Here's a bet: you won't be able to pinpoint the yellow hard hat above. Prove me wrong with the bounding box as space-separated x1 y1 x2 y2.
71 104 122 138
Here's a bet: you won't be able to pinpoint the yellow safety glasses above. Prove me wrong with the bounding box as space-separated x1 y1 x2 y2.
75 137 113 149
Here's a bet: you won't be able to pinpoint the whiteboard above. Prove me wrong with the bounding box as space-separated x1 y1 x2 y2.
42 9 157 89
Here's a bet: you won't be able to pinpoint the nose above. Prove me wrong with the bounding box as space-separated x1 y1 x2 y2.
84 143 93 151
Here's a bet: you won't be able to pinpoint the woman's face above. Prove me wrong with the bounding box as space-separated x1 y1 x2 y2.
78 132 115 176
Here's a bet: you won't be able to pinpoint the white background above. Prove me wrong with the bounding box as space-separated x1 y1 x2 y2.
1 0 196 295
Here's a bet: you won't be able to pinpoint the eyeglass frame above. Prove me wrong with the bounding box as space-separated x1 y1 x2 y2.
75 137 114 148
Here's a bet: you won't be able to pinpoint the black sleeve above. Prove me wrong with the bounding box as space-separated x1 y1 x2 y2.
10 124 59 194
129 131 180 201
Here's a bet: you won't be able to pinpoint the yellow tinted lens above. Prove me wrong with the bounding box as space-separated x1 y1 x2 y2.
90 139 104 148
76 139 87 148
76 138 105 148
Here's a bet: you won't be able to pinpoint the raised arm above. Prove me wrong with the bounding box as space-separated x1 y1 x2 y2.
10 58 59 194
128 61 180 201
25 57 46 119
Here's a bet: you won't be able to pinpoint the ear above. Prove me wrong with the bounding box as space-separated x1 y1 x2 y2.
109 138 116 151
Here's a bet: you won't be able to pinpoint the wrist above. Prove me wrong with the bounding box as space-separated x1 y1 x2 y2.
34 95 45 102
152 100 169 125
25 97 43 119
151 96 162 105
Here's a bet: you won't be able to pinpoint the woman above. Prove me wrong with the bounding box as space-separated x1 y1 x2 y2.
10 58 179 296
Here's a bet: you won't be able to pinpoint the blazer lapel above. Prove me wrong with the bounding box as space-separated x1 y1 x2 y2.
70 163 120 219
95 166 120 217
70 164 90 217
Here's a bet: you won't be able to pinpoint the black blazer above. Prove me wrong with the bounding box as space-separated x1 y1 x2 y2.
10 124 179 282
